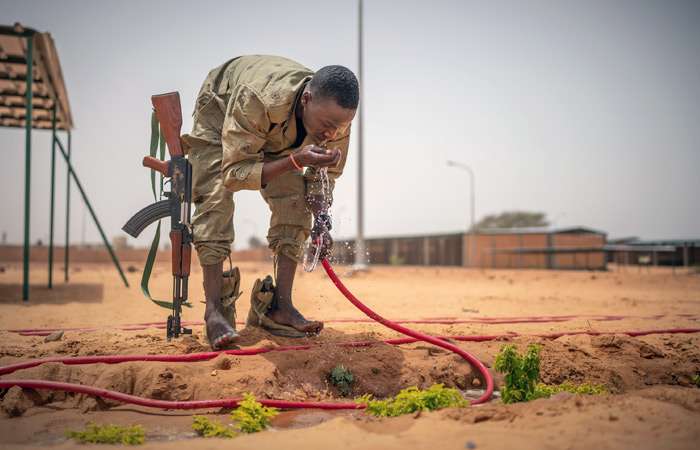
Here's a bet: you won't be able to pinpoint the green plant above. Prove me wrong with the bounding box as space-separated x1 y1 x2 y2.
692 374 700 387
192 416 237 439
356 384 468 417
494 344 542 403
535 381 607 397
191 394 278 438
66 423 145 445
494 344 607 403
329 364 355 396
230 393 279 433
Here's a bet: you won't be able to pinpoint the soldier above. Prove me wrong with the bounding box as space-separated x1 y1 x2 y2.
181 55 359 349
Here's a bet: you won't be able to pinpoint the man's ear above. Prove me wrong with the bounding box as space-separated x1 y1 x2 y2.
302 90 311 106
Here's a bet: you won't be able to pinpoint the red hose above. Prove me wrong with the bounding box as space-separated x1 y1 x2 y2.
0 260 496 410
10 313 689 336
320 260 495 404
1 260 698 411
2 328 698 377
0 380 361 410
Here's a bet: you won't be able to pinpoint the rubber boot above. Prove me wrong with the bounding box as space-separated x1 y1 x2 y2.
203 261 238 349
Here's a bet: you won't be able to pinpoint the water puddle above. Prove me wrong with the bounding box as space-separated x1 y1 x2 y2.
271 409 355 430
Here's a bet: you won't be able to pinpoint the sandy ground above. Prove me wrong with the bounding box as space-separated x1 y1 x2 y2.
0 260 699 449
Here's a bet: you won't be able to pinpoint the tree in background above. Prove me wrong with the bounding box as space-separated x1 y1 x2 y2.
247 235 265 249
473 211 549 231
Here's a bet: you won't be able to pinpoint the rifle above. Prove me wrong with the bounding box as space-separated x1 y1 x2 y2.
122 92 193 340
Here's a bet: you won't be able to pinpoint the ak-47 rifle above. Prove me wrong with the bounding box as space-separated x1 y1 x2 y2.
122 92 193 340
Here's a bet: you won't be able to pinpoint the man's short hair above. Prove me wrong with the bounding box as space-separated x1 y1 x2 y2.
309 65 359 109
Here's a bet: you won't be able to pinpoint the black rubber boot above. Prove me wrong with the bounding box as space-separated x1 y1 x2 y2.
203 261 238 349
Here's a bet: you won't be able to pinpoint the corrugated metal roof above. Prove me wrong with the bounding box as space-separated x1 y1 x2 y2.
333 226 608 242
475 226 607 236
0 23 73 130
624 239 700 246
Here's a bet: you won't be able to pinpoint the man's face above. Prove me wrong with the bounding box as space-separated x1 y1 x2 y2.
301 91 356 145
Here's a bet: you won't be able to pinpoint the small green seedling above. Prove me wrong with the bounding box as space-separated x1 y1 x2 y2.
494 343 542 403
230 393 279 433
192 416 237 438
692 374 700 388
329 364 355 397
66 423 145 445
536 381 607 396
356 384 468 417
494 343 607 404
191 394 279 438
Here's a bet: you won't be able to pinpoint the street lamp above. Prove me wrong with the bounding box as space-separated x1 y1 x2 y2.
446 160 475 232
447 160 476 267
354 0 367 269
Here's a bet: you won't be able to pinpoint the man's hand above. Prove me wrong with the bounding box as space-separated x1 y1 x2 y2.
262 146 339 187
294 145 341 168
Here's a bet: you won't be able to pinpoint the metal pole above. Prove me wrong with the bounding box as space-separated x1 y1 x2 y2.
64 130 71 282
48 105 57 288
22 34 34 302
354 0 367 269
467 164 475 268
446 160 475 265
53 138 129 287
468 166 475 232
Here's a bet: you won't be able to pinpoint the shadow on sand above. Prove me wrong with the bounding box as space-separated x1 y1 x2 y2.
0 283 104 304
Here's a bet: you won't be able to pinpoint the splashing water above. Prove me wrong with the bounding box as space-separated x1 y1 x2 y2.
303 167 331 272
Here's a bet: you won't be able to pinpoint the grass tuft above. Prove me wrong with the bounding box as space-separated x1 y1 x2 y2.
191 416 237 438
230 393 279 433
191 393 279 438
356 384 468 417
65 423 145 445
535 381 608 397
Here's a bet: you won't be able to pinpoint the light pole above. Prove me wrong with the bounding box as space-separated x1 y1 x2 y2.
447 160 475 266
354 0 367 269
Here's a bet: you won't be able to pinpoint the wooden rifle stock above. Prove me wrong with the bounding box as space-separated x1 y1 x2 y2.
148 91 192 340
142 156 170 176
169 230 191 277
123 90 193 340
151 92 184 157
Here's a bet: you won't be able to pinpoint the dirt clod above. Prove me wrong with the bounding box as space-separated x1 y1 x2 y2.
44 330 64 342
1 387 38 417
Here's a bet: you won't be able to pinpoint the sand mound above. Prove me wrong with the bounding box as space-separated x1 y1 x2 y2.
1 327 479 416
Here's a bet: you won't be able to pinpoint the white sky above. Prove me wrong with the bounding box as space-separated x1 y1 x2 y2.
0 0 698 251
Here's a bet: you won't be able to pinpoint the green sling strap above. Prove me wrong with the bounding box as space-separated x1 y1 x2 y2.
140 112 191 310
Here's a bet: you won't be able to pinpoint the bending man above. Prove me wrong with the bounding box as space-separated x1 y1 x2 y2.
181 55 359 349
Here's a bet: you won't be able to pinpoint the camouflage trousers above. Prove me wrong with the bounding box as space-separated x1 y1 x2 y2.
188 144 312 266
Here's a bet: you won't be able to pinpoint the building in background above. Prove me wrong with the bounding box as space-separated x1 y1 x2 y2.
606 238 699 267
334 226 608 270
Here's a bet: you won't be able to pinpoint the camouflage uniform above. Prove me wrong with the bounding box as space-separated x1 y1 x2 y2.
181 55 350 265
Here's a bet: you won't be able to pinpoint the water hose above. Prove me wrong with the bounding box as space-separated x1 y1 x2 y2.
2 328 698 376
1 260 698 410
321 260 494 403
8 314 687 336
0 259 496 410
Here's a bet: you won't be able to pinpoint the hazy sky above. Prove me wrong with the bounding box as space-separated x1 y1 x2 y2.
1 0 698 251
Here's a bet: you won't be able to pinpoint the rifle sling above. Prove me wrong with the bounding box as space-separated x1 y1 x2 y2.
140 112 191 310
